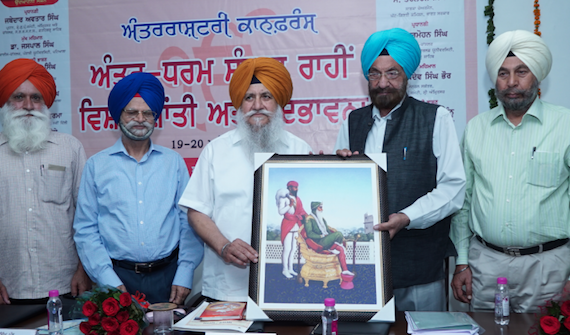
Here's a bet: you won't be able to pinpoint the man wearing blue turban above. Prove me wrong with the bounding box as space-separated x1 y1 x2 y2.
335 28 466 311
73 72 204 304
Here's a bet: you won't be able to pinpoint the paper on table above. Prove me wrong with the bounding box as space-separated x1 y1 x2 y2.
173 301 253 333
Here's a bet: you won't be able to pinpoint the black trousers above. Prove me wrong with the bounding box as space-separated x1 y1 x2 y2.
113 257 177 304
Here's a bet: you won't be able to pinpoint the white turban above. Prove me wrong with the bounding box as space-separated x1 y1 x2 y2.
486 30 552 84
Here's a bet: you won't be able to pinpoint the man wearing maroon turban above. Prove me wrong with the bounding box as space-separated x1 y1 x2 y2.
0 58 91 304
73 72 203 304
179 57 312 301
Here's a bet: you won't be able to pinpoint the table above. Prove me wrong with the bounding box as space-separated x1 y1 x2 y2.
12 310 538 334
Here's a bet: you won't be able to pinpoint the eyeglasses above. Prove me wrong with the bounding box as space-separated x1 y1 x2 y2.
368 70 401 81
122 109 156 121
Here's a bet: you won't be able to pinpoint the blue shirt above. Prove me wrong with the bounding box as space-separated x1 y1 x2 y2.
73 138 203 288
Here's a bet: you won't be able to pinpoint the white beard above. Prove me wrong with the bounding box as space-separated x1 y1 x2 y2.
236 105 286 162
314 210 329 237
0 103 51 153
119 119 154 141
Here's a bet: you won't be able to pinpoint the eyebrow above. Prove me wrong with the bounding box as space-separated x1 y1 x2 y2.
369 66 399 72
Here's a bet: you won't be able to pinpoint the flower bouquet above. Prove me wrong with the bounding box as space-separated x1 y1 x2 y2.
75 286 149 335
530 292 570 335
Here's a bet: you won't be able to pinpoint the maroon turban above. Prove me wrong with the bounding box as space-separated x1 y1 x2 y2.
0 58 56 108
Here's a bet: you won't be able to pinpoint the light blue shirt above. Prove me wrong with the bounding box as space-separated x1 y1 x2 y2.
73 138 203 288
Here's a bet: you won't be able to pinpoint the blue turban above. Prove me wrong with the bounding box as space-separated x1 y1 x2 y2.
107 72 165 123
361 28 421 80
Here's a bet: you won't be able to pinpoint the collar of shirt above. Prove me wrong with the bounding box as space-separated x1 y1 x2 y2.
491 98 544 128
108 137 163 162
371 95 407 122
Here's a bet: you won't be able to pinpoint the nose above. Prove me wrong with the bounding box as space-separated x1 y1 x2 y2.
134 111 146 122
22 96 34 111
506 73 518 88
372 75 391 89
252 96 263 111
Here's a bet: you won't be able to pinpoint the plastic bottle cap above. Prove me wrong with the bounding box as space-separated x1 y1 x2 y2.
48 290 59 297
497 277 508 284
324 298 335 306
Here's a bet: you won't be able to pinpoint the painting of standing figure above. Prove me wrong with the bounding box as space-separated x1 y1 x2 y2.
250 154 392 322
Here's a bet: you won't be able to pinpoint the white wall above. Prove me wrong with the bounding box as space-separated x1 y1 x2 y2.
475 0 570 116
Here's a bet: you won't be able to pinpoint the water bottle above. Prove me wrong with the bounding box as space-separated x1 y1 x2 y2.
494 277 510 325
321 298 338 335
47 290 63 335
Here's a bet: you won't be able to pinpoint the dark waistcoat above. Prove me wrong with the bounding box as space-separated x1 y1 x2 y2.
348 97 456 288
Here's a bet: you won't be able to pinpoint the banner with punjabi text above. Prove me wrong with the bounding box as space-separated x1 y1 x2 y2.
0 0 475 173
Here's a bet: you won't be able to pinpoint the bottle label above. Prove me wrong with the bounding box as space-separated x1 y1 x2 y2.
502 297 509 316
331 319 338 335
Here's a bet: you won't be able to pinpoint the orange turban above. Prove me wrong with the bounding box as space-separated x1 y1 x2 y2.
0 58 56 108
229 57 293 110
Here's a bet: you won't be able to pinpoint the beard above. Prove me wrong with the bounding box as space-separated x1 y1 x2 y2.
288 189 297 197
236 105 286 162
119 119 154 141
368 78 408 112
0 103 51 153
496 79 539 112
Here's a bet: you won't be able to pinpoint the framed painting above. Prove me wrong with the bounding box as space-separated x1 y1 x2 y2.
249 154 392 323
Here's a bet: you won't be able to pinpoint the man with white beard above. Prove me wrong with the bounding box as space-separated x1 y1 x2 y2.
73 72 203 304
179 57 312 302
0 58 91 304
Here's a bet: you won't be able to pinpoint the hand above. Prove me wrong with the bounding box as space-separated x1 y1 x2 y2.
309 150 325 155
117 285 127 292
221 239 258 267
70 264 92 297
451 265 472 304
373 213 410 239
169 285 190 305
0 280 10 304
336 149 359 158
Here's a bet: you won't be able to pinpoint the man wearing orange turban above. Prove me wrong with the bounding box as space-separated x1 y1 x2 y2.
179 57 312 301
0 59 91 305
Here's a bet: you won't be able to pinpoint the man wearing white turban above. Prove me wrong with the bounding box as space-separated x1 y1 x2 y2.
451 30 570 313
335 28 466 311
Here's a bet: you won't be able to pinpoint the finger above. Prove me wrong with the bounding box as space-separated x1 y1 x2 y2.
465 273 473 301
71 282 78 297
169 287 177 303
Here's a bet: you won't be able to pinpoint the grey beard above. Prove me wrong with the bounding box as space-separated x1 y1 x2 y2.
497 79 539 112
119 120 154 141
236 105 286 162
0 103 51 153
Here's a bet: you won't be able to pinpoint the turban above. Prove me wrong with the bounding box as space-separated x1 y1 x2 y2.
0 58 56 108
311 201 323 213
486 30 552 84
361 28 421 80
287 181 298 187
108 72 165 123
229 57 293 110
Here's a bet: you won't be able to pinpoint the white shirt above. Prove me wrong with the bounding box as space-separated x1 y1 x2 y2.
179 129 312 301
334 102 465 230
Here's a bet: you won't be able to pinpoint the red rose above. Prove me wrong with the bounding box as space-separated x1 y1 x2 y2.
116 310 129 323
120 319 139 335
561 301 570 317
79 322 92 334
88 312 101 326
119 292 132 307
541 315 561 335
82 301 98 317
101 317 120 332
102 297 120 316
565 316 570 330
108 331 120 335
